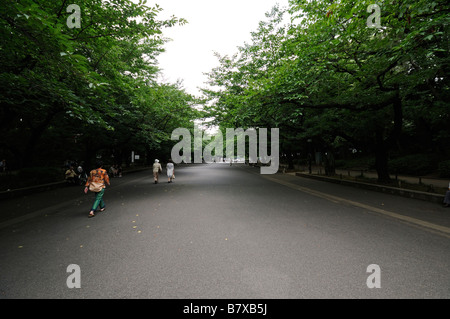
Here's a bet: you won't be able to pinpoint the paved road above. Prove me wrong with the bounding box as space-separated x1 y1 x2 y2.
0 163 449 299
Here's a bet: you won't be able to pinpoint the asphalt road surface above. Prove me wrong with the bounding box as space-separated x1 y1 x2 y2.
1 163 449 299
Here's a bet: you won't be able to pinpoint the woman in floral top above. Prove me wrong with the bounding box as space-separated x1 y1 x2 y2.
84 161 110 218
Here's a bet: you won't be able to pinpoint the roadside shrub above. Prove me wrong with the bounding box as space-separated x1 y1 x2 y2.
1 167 63 191
438 160 450 178
16 167 62 186
389 154 436 176
334 157 375 169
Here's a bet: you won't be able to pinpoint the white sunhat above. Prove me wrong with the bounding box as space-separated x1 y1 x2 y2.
155 159 159 163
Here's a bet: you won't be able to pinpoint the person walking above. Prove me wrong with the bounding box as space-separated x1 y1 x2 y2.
84 160 110 218
152 159 162 184
166 159 175 183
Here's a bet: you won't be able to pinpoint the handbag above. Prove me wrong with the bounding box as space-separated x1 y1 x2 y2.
89 181 104 192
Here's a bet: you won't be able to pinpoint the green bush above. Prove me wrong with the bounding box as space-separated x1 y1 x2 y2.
438 160 450 178
18 166 62 182
389 154 437 176
0 167 63 191
334 157 375 169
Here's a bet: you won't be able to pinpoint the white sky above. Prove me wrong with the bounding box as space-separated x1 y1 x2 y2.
153 0 290 97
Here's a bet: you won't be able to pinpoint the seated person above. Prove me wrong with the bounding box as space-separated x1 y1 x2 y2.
65 166 77 184
109 165 118 177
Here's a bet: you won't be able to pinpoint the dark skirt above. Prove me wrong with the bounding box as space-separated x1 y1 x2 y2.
444 190 450 205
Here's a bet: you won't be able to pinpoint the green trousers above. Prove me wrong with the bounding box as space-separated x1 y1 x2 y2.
91 188 105 211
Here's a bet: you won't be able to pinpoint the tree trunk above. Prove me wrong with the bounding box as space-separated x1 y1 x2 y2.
288 152 294 170
324 151 335 176
23 113 59 168
375 92 402 184
374 131 391 183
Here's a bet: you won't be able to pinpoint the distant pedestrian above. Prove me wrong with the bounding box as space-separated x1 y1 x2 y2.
444 183 450 207
166 159 175 183
0 159 6 172
84 160 110 218
153 159 162 184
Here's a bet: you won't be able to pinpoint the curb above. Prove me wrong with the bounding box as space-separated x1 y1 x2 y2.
0 167 150 200
295 172 445 205
0 181 67 200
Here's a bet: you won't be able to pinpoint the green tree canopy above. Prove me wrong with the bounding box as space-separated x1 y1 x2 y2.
204 0 450 181
0 0 201 169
